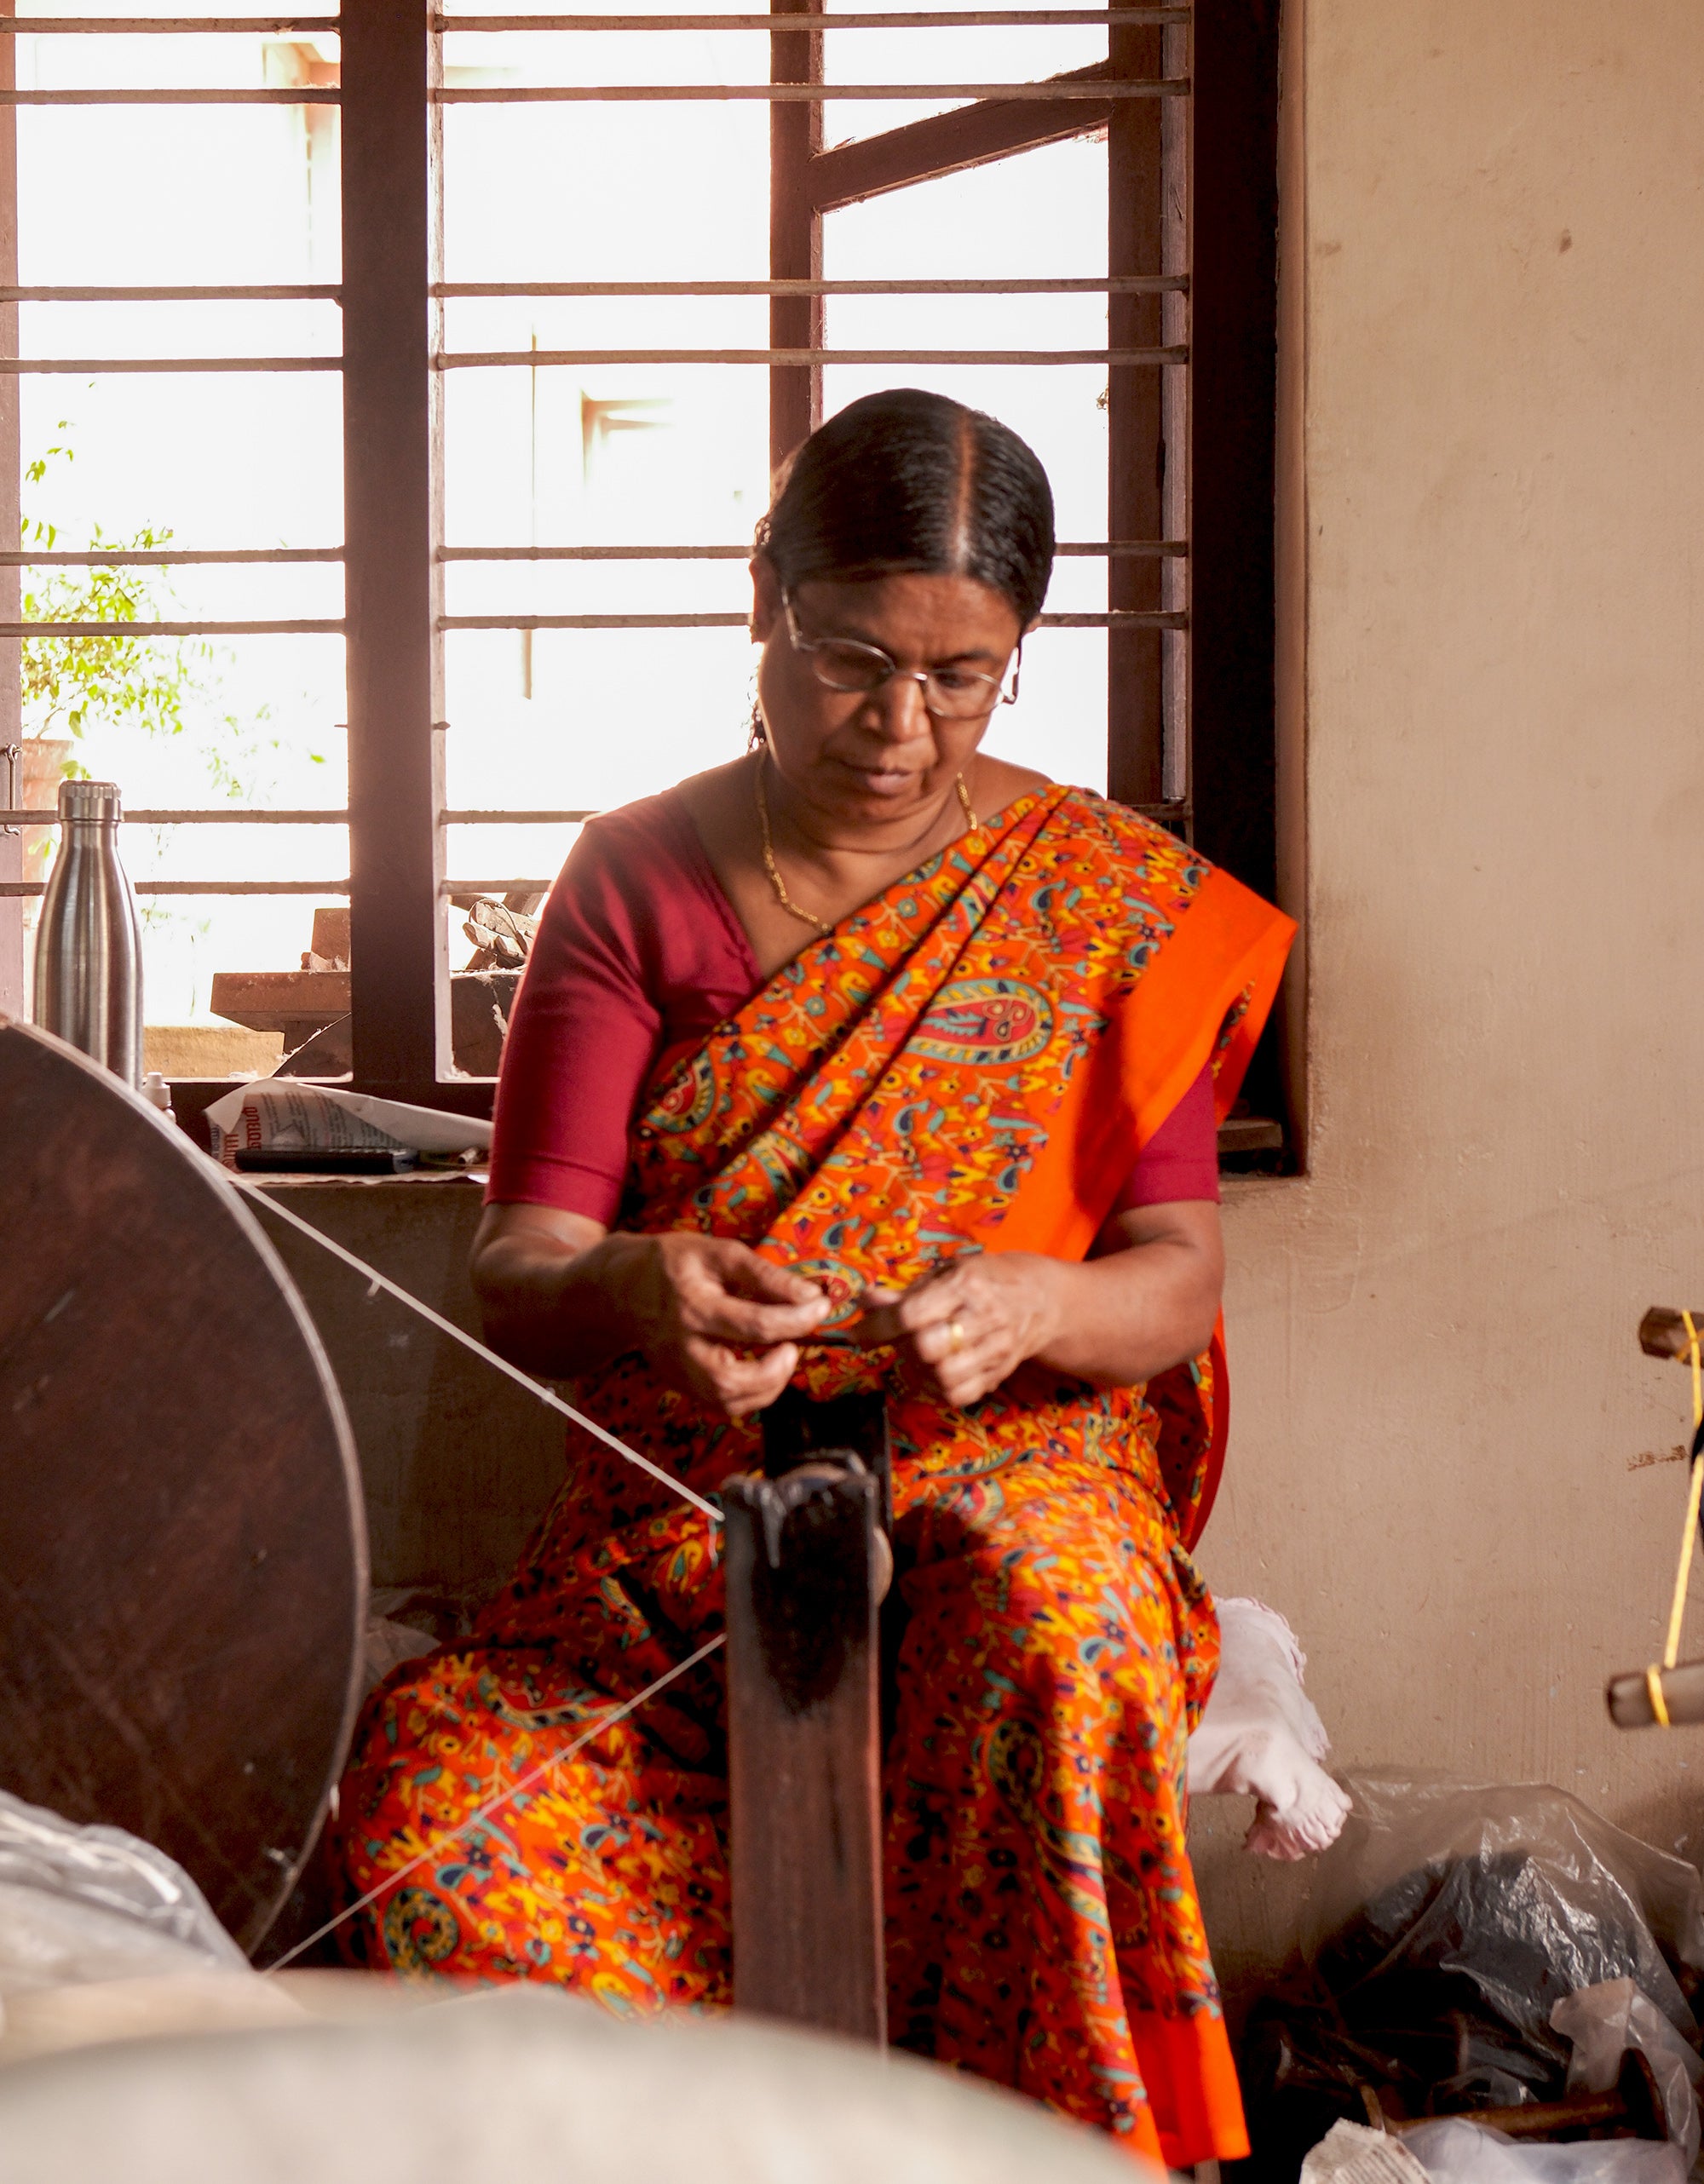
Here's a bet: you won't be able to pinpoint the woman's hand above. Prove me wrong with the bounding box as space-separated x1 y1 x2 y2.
471 1204 831 1417
854 1202 1225 1407
608 1231 832 1417
859 1252 1065 1409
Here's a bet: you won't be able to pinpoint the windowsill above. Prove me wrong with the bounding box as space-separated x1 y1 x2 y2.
245 1168 488 1190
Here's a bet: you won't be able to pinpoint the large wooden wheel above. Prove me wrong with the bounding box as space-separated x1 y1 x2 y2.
0 1020 366 1951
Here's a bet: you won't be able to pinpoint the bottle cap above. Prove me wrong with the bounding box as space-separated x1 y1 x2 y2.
141 1072 174 1113
58 779 122 820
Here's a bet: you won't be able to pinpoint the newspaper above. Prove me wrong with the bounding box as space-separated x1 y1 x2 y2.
204 1080 493 1168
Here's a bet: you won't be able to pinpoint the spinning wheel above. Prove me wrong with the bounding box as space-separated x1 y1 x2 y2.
0 1020 366 1951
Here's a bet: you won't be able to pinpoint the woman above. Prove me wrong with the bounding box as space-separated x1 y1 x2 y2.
332 388 1293 2168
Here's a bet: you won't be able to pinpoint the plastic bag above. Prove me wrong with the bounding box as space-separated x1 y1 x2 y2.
1400 2118 1686 2184
1304 1775 1704 2068
1551 1980 1702 2168
1240 1778 1704 2182
0 1786 245 2004
363 1586 446 1693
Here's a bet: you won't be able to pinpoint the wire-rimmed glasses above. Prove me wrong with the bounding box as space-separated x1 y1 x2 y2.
783 597 1021 720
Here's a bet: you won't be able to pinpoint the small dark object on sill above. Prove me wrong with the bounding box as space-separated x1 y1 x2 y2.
1219 1108 1287 1175
234 1149 419 1175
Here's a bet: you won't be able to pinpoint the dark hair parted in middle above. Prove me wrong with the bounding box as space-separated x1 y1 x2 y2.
755 388 1056 629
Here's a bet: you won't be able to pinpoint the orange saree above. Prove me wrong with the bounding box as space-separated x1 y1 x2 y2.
331 784 1294 2167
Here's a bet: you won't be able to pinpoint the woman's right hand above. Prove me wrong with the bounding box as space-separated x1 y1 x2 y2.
472 1204 831 1416
607 1231 832 1417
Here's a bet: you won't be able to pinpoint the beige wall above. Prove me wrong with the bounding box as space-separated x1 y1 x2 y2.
1191 0 1704 1990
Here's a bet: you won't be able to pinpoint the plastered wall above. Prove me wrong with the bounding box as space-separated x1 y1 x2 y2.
1190 0 1704 1991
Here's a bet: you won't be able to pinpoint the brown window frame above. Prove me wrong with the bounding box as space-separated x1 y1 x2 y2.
0 0 1280 1146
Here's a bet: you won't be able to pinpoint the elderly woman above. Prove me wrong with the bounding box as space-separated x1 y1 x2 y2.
332 388 1292 2168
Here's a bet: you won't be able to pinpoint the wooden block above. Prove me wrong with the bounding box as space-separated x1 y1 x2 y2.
310 907 350 967
143 1024 285 1078
209 969 351 1039
723 1463 885 2044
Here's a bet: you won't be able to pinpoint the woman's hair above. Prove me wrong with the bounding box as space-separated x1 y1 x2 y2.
754 388 1056 629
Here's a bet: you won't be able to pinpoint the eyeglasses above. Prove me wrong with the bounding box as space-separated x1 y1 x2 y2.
784 598 1021 721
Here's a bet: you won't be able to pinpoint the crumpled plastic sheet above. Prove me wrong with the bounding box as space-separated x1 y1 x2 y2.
1241 1775 1704 2181
1551 1980 1702 2169
0 1786 244 2014
1304 1774 1704 2074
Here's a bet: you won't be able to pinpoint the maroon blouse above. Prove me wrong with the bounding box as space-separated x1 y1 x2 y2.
487 791 1221 1223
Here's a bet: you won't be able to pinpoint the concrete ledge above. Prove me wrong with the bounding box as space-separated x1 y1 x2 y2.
247 1175 566 1596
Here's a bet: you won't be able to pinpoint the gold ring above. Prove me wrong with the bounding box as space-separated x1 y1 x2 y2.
947 1319 967 1353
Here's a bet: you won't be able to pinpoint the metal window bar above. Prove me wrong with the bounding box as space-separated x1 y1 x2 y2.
437 540 1187 557
0 87 340 101
0 548 343 564
439 609 1185 629
1 284 343 302
0 357 340 372
3 277 1185 298
0 618 343 635
434 81 1184 101
2 606 1189 637
0 541 1183 565
437 346 1182 367
435 276 1185 295
438 10 1189 25
0 6 1184 20
1 16 343 31
0 878 349 897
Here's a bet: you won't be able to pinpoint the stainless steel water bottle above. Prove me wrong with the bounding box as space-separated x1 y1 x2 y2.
32 778 144 1087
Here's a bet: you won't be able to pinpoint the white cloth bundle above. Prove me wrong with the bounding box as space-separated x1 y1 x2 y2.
1188 1596 1353 1859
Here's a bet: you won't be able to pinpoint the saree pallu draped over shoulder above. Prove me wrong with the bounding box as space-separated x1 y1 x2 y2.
331 785 1294 2168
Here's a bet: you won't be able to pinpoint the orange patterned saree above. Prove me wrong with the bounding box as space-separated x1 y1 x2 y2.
331 785 1294 2167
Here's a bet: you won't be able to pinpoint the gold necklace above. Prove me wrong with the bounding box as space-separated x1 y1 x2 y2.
754 756 981 937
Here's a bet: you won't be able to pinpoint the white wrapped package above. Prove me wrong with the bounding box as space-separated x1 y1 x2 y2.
204 1080 492 1166
1401 2118 1686 2184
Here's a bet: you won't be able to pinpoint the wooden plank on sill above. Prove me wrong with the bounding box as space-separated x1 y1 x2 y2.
1217 1114 1283 1157
209 968 350 1036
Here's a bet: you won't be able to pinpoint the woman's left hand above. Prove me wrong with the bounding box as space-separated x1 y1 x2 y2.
858 1253 1064 1409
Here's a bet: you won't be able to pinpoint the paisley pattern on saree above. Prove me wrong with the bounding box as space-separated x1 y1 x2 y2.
331 785 1287 2170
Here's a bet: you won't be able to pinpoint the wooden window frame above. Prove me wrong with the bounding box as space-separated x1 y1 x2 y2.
0 0 1280 1144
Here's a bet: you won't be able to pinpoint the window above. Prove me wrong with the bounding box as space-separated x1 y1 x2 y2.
0 0 1278 1144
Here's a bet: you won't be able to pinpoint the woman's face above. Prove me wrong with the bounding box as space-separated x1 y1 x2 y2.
751 558 1025 836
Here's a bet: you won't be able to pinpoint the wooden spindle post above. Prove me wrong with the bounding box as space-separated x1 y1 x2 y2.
723 1459 886 2043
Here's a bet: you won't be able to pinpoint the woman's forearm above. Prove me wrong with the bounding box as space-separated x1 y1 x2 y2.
470 1210 838 1413
1028 1210 1224 1387
471 1217 652 1380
